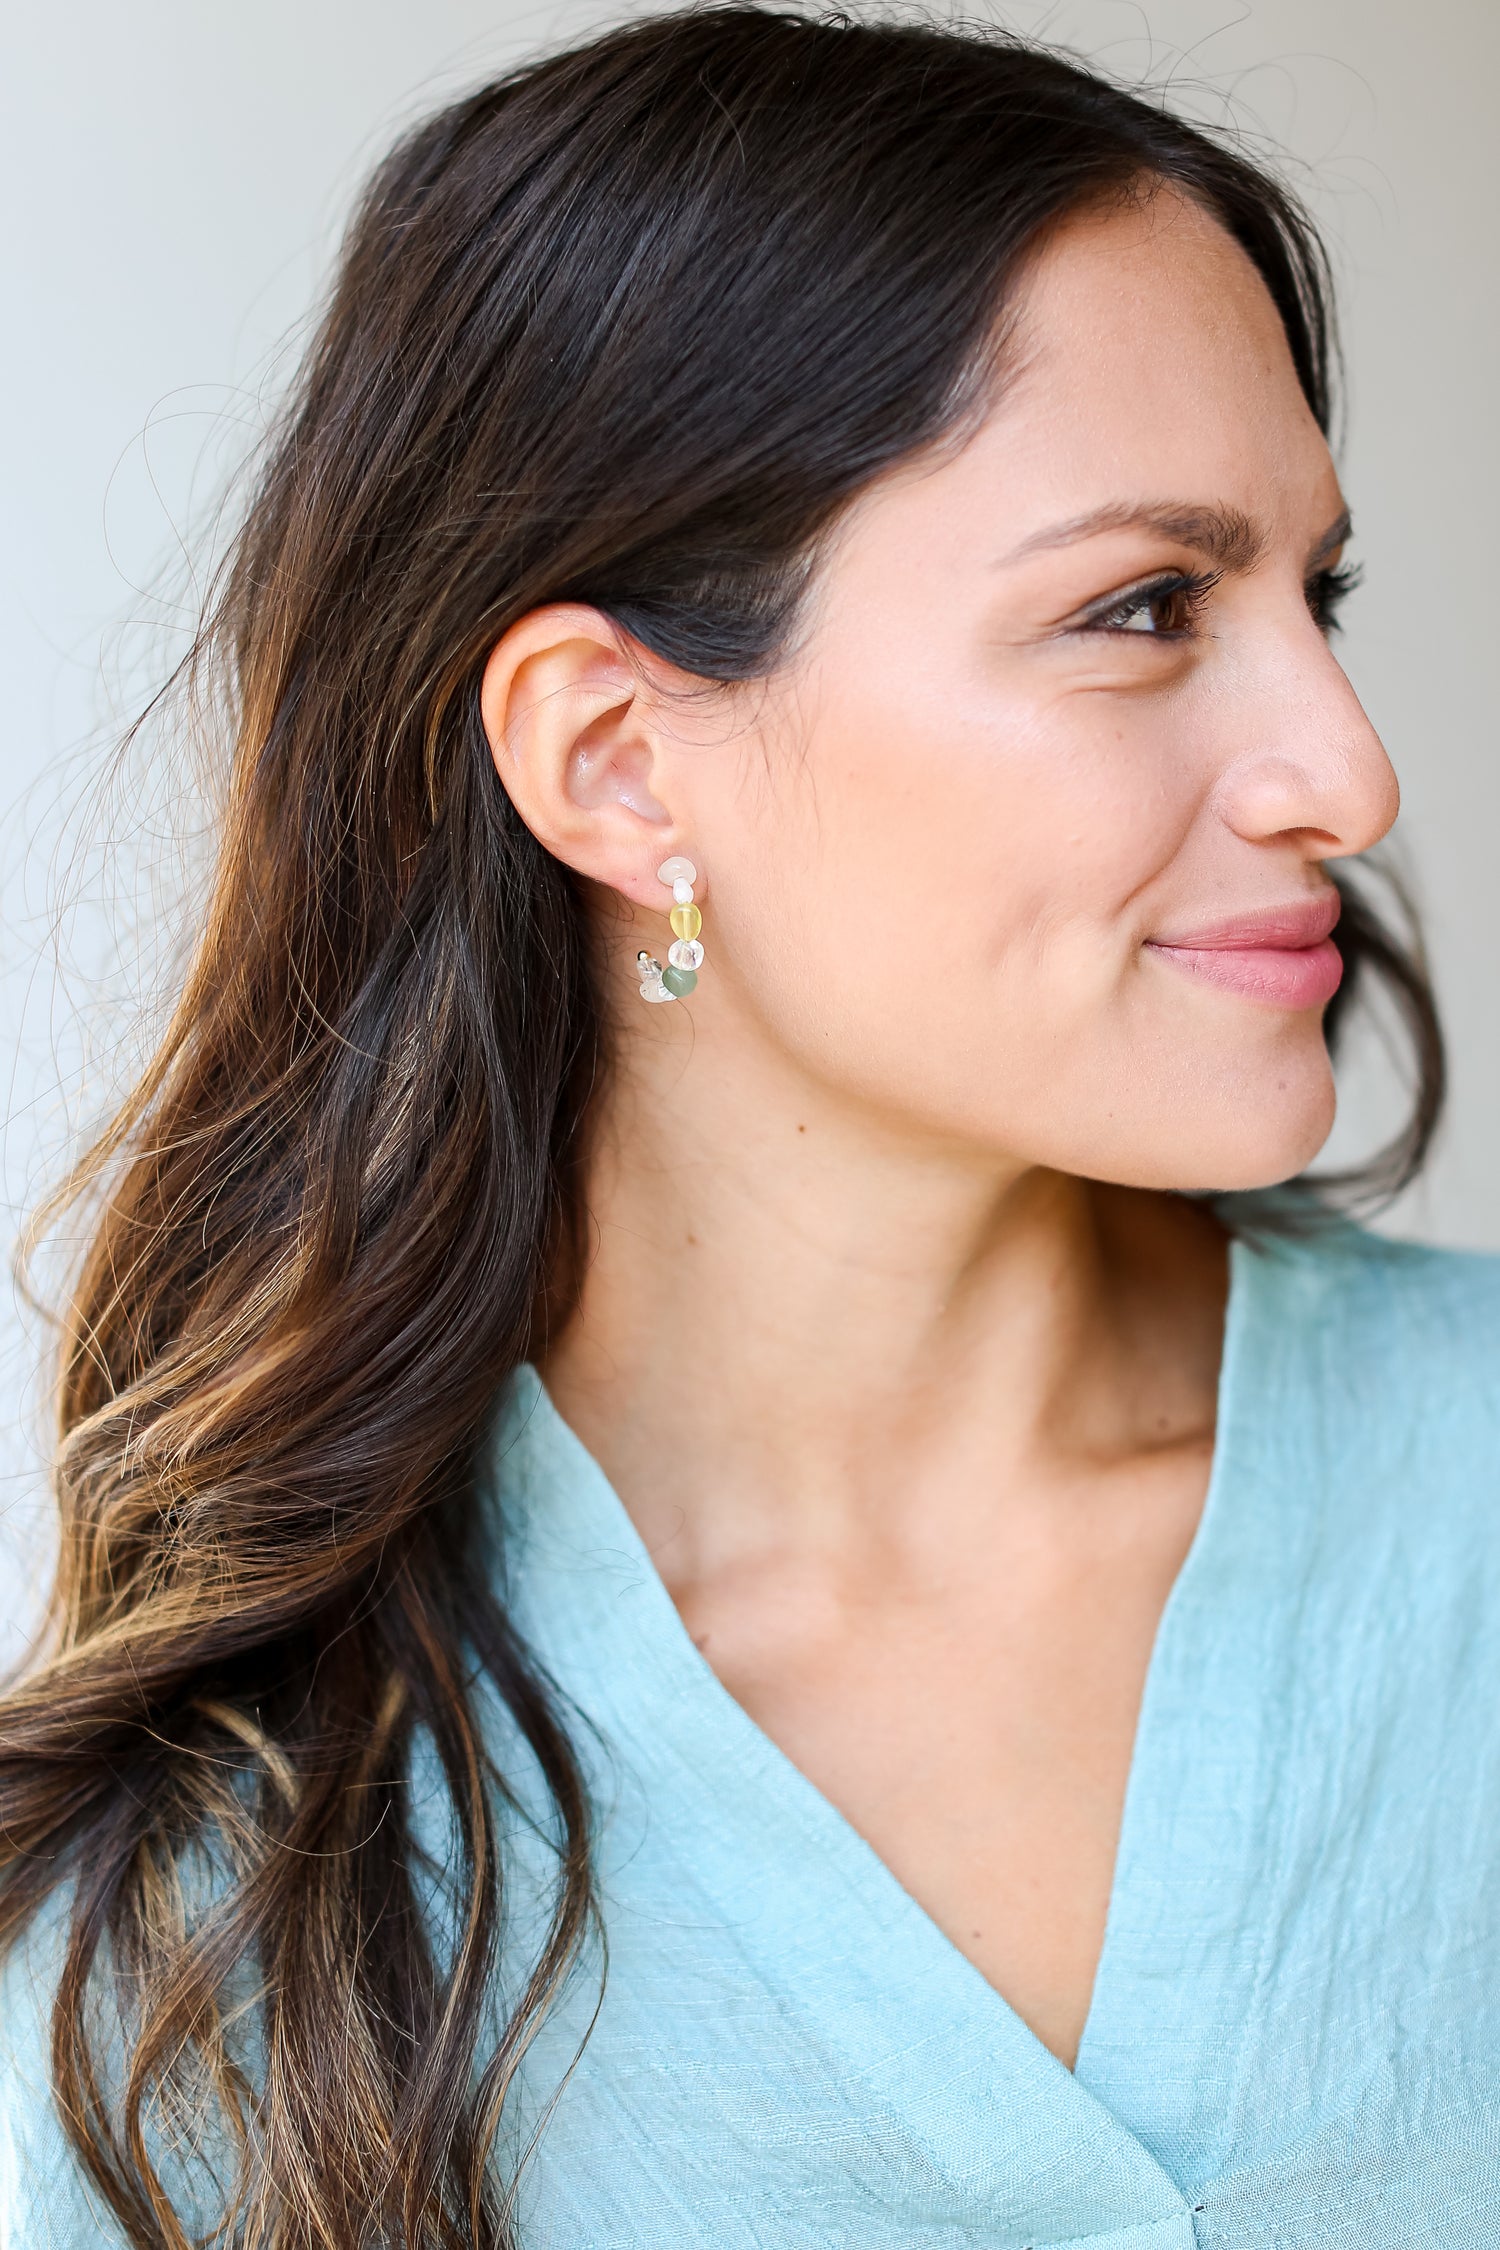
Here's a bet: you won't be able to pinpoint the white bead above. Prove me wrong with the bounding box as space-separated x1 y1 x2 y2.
639 979 676 1003
656 855 697 887
672 878 695 906
668 938 704 970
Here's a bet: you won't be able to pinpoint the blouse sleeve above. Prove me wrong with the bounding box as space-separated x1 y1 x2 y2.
0 1907 128 2249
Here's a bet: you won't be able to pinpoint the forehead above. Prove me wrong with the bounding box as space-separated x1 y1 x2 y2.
814 183 1343 612
975 183 1334 525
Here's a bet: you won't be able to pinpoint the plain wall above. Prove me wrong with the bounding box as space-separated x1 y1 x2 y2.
2 0 1496 1664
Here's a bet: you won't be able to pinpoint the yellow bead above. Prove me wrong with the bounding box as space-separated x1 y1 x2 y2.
670 903 702 941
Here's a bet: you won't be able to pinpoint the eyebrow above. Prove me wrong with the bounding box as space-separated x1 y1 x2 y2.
1002 501 1352 574
1307 507 1353 567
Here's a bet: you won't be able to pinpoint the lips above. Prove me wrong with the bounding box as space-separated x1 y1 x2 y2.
1144 890 1344 1010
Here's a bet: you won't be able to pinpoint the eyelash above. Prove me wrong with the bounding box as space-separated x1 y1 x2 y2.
1306 561 1362 632
1080 560 1364 640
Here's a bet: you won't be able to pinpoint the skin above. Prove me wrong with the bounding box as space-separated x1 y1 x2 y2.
480 186 1398 2069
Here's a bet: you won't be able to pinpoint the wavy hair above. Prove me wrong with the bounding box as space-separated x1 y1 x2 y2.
0 9 1442 2247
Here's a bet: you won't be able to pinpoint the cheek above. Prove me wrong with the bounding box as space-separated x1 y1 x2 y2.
707 661 1335 1193
724 661 1201 1104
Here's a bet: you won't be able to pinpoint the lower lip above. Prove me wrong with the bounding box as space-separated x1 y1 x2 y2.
1145 935 1344 1009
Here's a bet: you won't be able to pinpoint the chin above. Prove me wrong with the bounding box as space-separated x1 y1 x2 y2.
1088 1036 1337 1194
1170 1071 1338 1194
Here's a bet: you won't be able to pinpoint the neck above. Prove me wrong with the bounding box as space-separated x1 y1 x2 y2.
539 988 1227 1583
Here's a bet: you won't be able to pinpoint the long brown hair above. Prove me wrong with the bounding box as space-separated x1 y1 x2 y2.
0 9 1443 2247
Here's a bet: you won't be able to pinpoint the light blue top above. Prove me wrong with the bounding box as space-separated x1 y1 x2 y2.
5 1222 1500 2246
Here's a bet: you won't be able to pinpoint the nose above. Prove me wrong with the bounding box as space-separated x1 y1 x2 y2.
1214 625 1399 863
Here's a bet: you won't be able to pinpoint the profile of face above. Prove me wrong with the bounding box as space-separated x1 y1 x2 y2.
486 185 1399 1193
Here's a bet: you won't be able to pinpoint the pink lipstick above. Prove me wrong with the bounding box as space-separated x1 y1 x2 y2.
1145 891 1343 1010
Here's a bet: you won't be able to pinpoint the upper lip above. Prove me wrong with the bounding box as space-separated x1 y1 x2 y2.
1147 890 1342 952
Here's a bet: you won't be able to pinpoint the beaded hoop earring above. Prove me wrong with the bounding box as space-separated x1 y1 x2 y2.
637 856 703 1003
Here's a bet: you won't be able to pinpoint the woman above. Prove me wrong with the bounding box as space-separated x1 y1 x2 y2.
2 7 1495 2246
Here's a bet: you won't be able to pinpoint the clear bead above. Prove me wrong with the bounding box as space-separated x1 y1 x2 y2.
668 938 704 971
639 978 676 1003
657 855 697 886
672 878 695 906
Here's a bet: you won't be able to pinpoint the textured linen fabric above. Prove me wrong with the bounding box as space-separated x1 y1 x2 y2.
5 1221 1500 2245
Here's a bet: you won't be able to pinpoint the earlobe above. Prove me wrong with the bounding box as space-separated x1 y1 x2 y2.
479 604 677 903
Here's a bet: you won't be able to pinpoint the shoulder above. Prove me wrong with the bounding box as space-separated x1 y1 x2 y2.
1228 1216 1500 1598
1239 1214 1500 1416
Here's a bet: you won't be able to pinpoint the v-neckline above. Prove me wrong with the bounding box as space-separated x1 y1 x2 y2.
491 1231 1301 2230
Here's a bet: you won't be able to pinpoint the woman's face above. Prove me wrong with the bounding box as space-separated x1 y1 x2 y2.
666 184 1397 1192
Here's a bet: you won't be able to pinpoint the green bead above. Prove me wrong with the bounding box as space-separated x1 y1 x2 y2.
661 964 698 997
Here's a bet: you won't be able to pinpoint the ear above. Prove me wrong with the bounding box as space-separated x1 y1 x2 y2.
480 604 692 909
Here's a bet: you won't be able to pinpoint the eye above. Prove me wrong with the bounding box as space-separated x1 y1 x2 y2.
1306 560 1362 634
1078 570 1220 639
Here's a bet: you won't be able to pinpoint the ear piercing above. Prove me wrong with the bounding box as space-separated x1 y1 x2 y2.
637 856 703 1004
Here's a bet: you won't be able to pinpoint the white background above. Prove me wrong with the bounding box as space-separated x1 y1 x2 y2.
3 0 1497 1664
